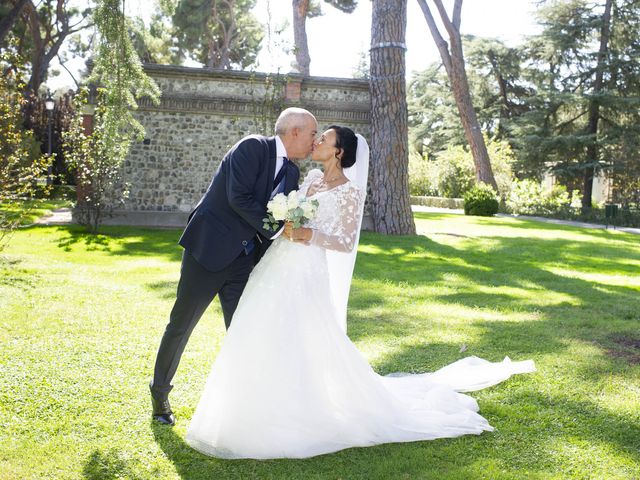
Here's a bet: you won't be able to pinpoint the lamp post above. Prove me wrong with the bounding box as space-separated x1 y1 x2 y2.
44 91 55 185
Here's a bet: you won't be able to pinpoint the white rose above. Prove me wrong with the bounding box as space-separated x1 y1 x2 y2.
268 194 288 220
301 200 316 218
286 190 300 209
272 205 288 220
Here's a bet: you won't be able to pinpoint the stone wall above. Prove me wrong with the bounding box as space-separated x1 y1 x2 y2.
101 64 371 228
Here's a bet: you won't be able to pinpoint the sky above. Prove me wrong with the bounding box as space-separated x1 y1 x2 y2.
47 0 542 90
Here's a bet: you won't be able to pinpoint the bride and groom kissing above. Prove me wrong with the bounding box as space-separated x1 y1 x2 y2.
149 107 535 459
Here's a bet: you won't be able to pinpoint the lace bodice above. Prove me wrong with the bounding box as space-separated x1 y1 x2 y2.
299 169 365 253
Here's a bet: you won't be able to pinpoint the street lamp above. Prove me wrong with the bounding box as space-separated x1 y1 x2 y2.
44 91 55 185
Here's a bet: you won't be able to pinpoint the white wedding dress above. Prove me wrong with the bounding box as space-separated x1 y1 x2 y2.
186 169 535 459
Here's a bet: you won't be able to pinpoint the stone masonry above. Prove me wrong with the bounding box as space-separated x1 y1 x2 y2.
101 64 371 228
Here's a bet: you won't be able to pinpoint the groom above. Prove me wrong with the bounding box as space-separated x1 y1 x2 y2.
150 107 318 425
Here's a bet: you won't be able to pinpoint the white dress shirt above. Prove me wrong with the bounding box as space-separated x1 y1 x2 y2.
272 135 288 188
269 136 289 239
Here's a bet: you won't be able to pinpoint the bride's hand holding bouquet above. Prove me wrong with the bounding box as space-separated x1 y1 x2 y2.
263 191 318 243
283 221 313 243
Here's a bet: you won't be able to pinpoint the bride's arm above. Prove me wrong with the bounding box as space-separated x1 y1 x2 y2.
285 186 364 253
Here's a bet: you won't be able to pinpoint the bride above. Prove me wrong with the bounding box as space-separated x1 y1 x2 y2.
185 126 535 459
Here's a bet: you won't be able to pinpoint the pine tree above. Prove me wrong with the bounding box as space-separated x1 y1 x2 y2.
172 0 263 69
510 0 640 206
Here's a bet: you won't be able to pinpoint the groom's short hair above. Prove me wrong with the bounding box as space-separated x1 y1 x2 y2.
275 108 315 136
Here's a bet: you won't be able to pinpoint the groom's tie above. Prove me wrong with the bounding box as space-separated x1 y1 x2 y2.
272 157 290 195
244 158 290 255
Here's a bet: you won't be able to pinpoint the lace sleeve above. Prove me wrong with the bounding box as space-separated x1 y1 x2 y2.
310 184 364 252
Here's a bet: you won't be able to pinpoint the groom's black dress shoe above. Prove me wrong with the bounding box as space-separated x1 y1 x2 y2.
150 383 175 426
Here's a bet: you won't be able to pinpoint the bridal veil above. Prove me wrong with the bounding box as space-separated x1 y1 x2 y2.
327 133 370 332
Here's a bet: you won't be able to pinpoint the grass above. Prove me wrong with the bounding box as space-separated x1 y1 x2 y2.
0 213 639 479
0 198 73 225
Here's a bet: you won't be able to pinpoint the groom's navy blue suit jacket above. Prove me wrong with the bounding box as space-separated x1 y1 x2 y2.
179 135 300 272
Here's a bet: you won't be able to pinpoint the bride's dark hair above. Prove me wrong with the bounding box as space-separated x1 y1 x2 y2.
328 125 357 169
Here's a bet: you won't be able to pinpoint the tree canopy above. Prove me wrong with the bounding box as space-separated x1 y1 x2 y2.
0 0 92 94
171 0 264 69
408 0 640 206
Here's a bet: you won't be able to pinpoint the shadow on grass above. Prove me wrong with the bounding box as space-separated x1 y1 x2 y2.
151 424 211 480
39 218 640 366
147 385 640 480
352 230 640 341
48 225 183 262
57 229 112 252
83 448 146 480
147 280 180 299
149 419 485 479
0 256 41 289
493 389 640 465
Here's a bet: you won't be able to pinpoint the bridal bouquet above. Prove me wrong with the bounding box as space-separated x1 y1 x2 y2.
263 191 319 232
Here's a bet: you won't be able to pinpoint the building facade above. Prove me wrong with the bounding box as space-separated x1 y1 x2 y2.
95 64 371 228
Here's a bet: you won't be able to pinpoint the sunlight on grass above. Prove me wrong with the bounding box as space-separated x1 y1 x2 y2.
1 214 639 479
0 198 73 225
544 266 640 288
546 437 638 478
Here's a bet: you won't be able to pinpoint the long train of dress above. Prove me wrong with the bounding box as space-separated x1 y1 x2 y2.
185 234 535 459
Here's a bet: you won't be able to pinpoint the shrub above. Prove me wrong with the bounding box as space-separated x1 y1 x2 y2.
507 179 570 215
408 139 515 199
410 196 464 209
486 139 516 200
61 0 161 233
432 146 476 198
408 151 437 196
463 183 499 216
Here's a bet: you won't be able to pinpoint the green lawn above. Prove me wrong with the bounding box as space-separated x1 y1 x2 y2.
0 198 73 225
1 213 638 479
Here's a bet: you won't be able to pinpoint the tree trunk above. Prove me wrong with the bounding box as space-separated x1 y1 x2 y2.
210 0 235 69
582 0 613 209
292 0 310 75
487 50 511 137
0 0 28 46
26 33 69 93
369 0 416 235
220 0 236 69
22 0 44 93
206 32 216 68
416 0 498 189
207 0 219 67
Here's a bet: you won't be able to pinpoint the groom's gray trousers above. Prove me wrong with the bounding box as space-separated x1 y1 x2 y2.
151 249 254 396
